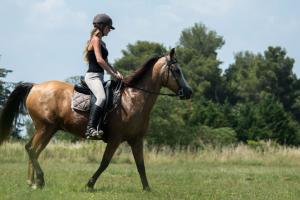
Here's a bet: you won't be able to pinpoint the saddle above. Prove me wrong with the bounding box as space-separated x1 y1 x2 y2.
71 79 122 126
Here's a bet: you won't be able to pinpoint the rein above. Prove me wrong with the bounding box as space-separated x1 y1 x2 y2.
125 85 178 97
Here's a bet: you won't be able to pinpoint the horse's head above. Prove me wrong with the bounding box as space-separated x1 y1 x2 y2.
160 48 193 99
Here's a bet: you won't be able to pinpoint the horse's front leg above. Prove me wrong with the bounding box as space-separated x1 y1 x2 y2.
86 141 120 190
129 138 150 191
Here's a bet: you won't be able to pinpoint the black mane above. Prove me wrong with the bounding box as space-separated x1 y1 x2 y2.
123 56 160 86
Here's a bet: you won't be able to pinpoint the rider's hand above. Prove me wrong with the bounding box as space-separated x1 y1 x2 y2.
114 71 123 80
116 71 124 80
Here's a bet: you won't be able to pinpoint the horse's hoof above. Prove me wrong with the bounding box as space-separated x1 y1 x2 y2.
35 183 45 189
143 187 151 192
85 184 94 192
85 179 95 191
31 184 44 190
33 181 45 189
31 184 38 190
27 180 34 187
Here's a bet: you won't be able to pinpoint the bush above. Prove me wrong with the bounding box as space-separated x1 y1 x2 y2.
196 126 237 147
233 95 300 145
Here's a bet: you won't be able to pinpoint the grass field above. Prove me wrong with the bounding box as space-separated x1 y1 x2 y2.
1 141 300 200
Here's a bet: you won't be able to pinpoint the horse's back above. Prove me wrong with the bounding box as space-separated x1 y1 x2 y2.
26 80 74 124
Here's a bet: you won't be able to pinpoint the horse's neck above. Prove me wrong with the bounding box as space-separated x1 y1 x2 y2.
123 69 161 115
137 72 161 112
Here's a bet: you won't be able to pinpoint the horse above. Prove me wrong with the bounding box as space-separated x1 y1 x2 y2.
0 48 192 190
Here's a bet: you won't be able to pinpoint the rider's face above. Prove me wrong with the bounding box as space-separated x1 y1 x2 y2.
103 26 111 36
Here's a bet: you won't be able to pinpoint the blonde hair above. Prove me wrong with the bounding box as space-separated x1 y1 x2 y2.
83 27 100 63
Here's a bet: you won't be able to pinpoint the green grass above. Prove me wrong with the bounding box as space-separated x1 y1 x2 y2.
1 141 300 200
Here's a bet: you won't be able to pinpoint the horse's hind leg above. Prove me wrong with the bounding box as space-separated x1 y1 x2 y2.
25 138 34 186
25 125 56 189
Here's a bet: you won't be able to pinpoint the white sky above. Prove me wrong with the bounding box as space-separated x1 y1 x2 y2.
1 0 299 83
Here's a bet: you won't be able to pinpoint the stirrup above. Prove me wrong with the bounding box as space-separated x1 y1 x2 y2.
86 128 104 140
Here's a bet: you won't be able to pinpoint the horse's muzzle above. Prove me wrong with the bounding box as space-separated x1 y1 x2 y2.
177 86 193 100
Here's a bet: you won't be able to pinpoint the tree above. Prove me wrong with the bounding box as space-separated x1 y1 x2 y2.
0 67 12 108
114 40 167 76
179 23 224 57
261 47 297 111
224 47 300 144
291 79 300 121
147 96 189 150
224 51 264 103
233 94 300 145
176 23 225 102
224 47 298 107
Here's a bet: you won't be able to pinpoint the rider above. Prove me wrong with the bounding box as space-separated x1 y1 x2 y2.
84 13 123 139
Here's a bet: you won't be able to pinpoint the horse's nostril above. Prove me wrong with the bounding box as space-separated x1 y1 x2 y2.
189 88 193 96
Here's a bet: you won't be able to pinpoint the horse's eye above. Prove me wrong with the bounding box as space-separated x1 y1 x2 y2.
174 67 180 74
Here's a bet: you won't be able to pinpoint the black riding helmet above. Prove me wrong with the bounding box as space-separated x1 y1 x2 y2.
93 13 115 30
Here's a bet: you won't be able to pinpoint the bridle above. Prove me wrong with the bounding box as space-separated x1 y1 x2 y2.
125 56 184 97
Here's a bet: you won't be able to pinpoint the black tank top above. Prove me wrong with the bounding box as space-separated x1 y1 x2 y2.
87 42 108 73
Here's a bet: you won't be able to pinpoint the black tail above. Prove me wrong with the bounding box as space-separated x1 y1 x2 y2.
0 82 34 144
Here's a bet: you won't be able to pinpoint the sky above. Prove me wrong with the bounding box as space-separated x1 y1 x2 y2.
1 0 300 83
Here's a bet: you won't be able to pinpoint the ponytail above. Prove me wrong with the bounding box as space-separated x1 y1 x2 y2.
83 27 100 62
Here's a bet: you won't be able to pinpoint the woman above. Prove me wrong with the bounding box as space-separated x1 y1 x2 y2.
84 13 123 139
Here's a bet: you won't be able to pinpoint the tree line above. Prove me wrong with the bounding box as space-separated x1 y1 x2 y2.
1 23 300 148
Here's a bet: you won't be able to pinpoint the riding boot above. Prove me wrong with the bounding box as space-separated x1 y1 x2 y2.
85 104 104 139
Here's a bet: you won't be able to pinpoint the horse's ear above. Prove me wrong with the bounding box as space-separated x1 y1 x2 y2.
170 48 175 59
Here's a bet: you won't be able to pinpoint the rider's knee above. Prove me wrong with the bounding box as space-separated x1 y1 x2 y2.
95 96 106 106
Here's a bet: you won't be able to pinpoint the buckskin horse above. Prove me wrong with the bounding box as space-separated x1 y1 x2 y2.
0 48 192 190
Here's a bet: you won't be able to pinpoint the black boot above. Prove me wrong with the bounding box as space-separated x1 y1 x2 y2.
85 104 104 139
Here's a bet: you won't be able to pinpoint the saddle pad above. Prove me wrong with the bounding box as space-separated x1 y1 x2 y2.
71 90 91 111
